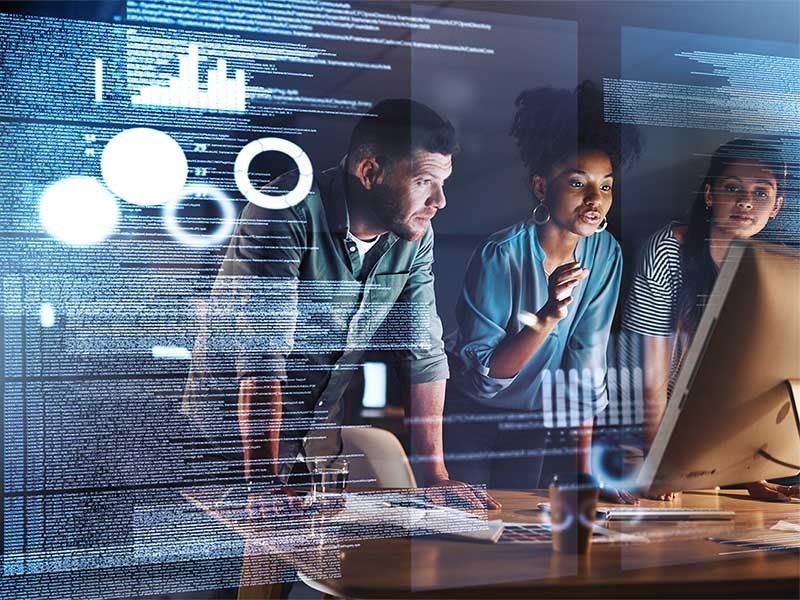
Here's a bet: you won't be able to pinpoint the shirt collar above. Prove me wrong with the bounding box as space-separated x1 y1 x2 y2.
331 155 399 248
530 222 587 264
324 158 350 237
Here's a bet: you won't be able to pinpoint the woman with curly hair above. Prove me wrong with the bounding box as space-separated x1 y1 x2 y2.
443 81 641 500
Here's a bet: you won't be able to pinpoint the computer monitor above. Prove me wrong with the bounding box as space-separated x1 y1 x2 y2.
637 240 800 496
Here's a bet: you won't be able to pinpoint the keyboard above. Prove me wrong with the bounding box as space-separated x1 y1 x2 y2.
538 503 735 521
709 529 800 552
499 522 648 544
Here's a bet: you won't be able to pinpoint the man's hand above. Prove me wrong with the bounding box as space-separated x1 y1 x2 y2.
244 488 313 519
746 480 800 502
424 477 502 510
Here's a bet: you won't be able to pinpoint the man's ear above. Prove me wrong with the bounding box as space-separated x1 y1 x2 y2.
771 195 784 219
354 157 384 191
532 175 547 201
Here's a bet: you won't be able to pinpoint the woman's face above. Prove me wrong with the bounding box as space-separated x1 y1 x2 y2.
706 161 783 240
533 150 614 237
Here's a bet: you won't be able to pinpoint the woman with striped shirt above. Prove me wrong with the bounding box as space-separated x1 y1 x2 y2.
622 138 795 501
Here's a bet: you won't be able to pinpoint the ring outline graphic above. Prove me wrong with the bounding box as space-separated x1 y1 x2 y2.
163 184 236 247
233 138 313 209
545 510 575 533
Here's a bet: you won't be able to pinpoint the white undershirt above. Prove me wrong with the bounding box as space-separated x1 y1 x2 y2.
346 231 379 259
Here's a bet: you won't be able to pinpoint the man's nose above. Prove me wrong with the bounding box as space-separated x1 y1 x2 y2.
737 196 753 210
429 185 446 210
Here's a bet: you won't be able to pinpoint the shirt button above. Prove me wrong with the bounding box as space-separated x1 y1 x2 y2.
349 245 356 252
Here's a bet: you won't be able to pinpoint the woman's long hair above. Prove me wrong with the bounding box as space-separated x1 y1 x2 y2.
676 139 788 343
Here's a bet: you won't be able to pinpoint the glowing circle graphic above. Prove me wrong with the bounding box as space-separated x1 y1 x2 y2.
233 137 313 209
543 511 574 533
38 176 119 246
101 128 187 206
590 444 639 493
163 185 236 247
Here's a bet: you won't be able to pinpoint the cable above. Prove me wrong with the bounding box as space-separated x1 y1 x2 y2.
757 448 800 471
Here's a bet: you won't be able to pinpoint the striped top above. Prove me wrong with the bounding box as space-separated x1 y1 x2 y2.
621 223 683 337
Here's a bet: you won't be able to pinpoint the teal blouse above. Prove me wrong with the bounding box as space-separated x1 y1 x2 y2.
445 219 622 420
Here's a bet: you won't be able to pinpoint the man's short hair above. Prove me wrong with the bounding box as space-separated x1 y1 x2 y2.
347 99 459 169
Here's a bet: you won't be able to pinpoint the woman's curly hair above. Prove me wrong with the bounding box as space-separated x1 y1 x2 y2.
510 80 642 181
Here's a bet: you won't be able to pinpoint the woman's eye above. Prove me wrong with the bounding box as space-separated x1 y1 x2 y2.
724 184 740 193
569 179 584 188
753 189 768 199
601 184 612 192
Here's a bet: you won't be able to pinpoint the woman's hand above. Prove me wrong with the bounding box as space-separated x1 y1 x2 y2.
641 491 680 501
745 480 800 502
599 486 639 505
538 262 589 322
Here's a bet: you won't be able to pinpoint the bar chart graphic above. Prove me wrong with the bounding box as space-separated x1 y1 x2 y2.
541 367 645 428
131 44 246 112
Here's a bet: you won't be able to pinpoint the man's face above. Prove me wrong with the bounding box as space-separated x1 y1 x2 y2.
372 150 452 241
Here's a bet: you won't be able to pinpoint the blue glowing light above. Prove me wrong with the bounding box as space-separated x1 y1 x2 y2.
590 444 640 492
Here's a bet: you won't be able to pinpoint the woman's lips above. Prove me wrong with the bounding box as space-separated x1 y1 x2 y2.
580 210 602 224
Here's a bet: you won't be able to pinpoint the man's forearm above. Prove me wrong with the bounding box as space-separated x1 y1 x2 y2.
408 379 449 484
238 377 283 482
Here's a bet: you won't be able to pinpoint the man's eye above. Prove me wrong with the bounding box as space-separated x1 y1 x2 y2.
416 179 431 187
753 189 768 199
724 184 740 193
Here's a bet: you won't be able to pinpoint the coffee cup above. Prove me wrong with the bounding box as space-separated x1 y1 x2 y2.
548 473 599 554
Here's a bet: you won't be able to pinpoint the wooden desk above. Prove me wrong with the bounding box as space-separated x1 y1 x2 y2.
308 489 799 599
185 487 799 599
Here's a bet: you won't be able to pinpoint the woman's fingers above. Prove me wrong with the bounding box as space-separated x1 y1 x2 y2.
551 269 588 294
550 261 583 276
551 263 588 283
746 480 793 502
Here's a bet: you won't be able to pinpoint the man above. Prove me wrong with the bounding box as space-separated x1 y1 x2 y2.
208 99 496 509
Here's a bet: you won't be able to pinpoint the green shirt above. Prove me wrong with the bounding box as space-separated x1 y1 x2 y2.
188 164 448 474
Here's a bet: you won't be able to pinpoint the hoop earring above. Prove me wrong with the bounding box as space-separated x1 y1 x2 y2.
532 202 550 225
596 217 608 232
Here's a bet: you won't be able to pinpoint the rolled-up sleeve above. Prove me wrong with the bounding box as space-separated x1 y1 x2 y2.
450 240 519 399
395 226 450 384
562 242 623 417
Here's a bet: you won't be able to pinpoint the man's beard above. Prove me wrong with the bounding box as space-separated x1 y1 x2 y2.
370 181 420 242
